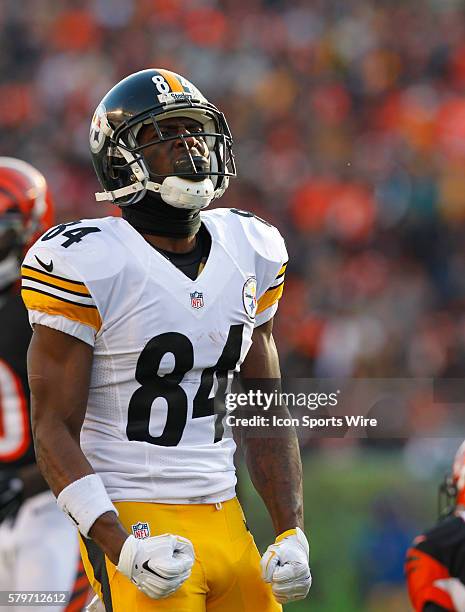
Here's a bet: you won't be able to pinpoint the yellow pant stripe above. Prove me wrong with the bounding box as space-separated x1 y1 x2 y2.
78 537 103 602
80 536 113 611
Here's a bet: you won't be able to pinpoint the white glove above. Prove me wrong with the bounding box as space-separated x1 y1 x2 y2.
260 527 312 604
117 533 195 600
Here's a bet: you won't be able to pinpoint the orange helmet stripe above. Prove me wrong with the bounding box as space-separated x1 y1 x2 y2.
156 69 183 93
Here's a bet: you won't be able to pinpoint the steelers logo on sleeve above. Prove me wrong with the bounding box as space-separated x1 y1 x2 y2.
242 277 257 320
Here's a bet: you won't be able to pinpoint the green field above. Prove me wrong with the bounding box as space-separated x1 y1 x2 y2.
238 449 438 612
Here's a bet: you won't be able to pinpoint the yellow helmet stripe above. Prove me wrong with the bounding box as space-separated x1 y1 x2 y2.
157 69 183 93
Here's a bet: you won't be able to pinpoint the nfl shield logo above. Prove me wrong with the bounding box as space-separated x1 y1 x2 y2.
131 522 150 540
190 291 204 309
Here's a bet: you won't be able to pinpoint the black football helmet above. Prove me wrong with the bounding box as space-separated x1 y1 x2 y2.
90 68 236 209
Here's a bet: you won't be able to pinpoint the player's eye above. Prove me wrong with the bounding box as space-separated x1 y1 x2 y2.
159 124 203 138
158 126 174 138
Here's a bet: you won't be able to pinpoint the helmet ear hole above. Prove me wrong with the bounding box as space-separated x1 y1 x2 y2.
105 152 118 180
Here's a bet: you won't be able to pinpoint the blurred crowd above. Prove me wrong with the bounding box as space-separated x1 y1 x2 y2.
2 0 465 385
3 3 464 609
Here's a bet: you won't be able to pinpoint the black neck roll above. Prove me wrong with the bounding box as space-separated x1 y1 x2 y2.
122 193 201 238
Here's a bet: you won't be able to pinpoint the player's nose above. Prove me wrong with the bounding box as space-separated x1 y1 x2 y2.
174 127 199 149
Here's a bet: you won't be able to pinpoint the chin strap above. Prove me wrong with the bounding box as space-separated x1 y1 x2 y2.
96 177 214 210
95 182 145 202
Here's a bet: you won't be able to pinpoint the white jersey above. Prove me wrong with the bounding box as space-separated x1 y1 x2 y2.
21 208 287 504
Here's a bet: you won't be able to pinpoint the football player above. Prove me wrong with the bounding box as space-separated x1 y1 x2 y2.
405 440 465 611
22 69 312 611
0 158 89 610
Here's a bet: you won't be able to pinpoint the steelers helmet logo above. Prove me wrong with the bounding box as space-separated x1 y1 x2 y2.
89 104 110 153
243 277 257 320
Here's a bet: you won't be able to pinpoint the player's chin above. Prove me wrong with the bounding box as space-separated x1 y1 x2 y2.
173 156 210 181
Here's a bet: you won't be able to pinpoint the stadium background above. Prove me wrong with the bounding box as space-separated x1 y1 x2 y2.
2 0 465 609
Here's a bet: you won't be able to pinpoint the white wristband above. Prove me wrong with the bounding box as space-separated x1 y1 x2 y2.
57 474 118 538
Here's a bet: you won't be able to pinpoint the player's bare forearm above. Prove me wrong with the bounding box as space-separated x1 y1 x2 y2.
239 318 304 535
28 325 95 493
28 324 128 564
243 417 304 535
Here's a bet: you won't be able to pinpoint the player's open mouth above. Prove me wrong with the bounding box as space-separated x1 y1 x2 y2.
173 155 210 178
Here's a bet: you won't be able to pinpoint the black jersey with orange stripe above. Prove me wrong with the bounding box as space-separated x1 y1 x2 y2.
0 290 35 468
406 513 465 611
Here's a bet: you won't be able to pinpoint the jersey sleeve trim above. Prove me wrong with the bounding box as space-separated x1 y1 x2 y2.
257 281 284 315
22 289 101 331
276 261 288 278
22 284 101 333
21 264 101 331
22 264 87 288
28 310 97 347
22 265 91 297
255 302 278 328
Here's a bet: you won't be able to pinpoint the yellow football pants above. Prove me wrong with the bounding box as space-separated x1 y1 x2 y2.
79 497 282 611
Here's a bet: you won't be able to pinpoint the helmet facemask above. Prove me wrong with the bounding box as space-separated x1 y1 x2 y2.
101 104 235 210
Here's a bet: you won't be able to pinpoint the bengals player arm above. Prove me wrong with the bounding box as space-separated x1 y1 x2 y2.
27 324 128 565
239 317 304 535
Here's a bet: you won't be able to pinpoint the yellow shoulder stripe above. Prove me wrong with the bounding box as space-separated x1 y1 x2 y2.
257 282 284 315
277 262 288 277
21 265 89 295
157 69 183 93
22 289 101 331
